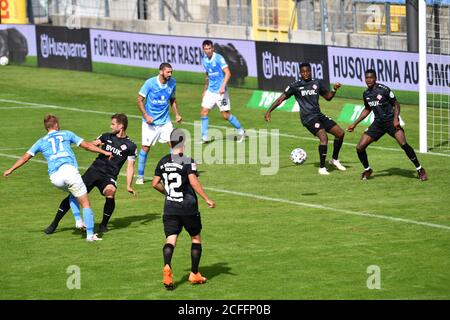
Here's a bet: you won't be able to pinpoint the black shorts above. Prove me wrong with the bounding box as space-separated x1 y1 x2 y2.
302 114 337 135
365 120 403 141
82 166 117 195
163 213 202 238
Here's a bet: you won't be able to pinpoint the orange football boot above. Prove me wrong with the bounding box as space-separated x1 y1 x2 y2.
188 272 207 284
163 265 174 290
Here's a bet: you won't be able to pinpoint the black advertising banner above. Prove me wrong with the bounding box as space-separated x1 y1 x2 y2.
256 41 329 91
36 25 92 71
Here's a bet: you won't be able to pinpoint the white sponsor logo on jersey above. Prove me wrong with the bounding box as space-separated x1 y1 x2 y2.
106 144 123 156
301 89 317 96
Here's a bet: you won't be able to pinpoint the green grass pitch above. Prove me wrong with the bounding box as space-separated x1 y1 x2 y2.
0 65 449 299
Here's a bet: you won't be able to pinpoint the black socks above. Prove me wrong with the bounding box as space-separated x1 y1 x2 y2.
318 145 327 168
101 198 115 226
401 143 421 168
357 149 370 169
332 138 343 160
191 243 202 274
163 243 175 267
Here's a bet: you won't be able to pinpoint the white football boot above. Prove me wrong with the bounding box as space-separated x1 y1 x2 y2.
329 158 346 171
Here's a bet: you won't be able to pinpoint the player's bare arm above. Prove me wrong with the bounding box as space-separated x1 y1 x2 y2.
137 95 153 124
151 176 165 195
347 107 371 132
219 67 231 95
188 174 215 208
126 160 136 196
322 83 341 101
3 153 33 177
393 101 401 129
91 139 103 147
265 93 287 122
80 140 113 159
170 98 182 123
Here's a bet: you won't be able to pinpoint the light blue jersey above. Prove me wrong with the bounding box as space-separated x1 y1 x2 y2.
27 130 83 175
202 52 228 93
139 76 176 126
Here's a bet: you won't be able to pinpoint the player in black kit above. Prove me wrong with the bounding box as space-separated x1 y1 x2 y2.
265 62 346 175
44 114 137 234
152 128 215 290
347 69 428 181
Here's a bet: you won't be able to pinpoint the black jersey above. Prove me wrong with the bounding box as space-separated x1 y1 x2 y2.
283 78 329 123
154 154 199 216
363 83 397 122
90 133 137 178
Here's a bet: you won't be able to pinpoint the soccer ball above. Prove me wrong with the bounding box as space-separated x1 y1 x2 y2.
0 56 9 66
290 148 307 165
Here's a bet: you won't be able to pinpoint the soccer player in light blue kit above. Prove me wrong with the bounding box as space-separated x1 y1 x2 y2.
3 115 112 241
200 40 245 144
135 62 182 185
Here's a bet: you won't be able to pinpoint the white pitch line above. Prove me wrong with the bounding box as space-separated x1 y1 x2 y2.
0 147 27 151
205 187 450 232
2 98 450 158
0 153 48 163
1 152 449 232
0 106 51 110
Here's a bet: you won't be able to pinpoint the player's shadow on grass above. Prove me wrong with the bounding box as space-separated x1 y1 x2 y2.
172 262 236 290
46 213 160 236
375 167 417 179
279 162 316 169
108 212 160 230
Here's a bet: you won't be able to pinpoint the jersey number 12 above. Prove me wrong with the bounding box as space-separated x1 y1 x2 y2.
162 172 183 200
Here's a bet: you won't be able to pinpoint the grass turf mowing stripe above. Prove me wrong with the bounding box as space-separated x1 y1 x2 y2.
2 98 450 158
1 152 449 232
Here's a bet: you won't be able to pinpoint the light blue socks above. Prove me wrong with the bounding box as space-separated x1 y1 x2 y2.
82 207 94 236
138 149 148 177
201 116 209 140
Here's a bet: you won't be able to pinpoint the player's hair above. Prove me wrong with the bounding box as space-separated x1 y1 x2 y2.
43 114 59 130
300 62 311 70
365 69 377 77
202 40 213 48
170 128 186 149
159 63 172 71
111 113 128 130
